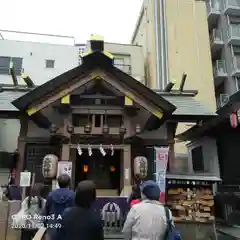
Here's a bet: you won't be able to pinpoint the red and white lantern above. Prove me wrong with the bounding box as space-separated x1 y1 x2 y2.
230 112 238 128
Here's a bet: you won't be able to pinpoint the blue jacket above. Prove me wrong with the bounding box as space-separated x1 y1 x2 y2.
6 185 21 200
43 188 75 234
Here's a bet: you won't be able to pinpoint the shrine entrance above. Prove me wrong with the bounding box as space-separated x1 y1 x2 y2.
74 148 121 196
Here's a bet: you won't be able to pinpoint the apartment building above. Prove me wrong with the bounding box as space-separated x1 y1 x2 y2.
0 36 144 86
207 0 240 108
131 0 216 156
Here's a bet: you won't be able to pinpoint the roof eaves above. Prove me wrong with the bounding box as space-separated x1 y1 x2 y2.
103 65 176 114
12 63 90 110
176 115 224 141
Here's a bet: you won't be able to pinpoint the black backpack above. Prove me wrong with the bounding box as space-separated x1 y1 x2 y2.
164 207 182 240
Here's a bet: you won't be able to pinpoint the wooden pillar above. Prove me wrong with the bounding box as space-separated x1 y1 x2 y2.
123 145 131 185
16 116 28 184
121 145 132 196
168 139 176 172
61 144 70 160
167 122 177 173
61 114 72 161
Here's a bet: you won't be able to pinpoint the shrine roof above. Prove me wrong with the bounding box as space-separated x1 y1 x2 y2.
11 51 176 115
161 95 216 117
0 88 217 120
0 89 27 111
177 89 240 141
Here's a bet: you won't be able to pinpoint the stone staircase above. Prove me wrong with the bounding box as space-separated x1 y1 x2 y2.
104 234 124 239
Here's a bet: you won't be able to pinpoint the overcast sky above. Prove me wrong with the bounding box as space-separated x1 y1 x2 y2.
0 0 142 45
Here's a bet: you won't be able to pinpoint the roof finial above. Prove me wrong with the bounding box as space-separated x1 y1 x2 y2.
90 34 104 41
90 34 104 52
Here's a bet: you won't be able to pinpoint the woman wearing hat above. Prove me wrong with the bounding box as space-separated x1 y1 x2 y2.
122 180 173 240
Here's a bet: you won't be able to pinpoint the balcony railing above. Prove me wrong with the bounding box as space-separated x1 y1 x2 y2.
0 66 23 75
228 24 240 40
206 0 221 15
223 0 240 11
216 97 221 109
210 28 223 44
232 56 240 72
114 64 131 74
213 60 227 76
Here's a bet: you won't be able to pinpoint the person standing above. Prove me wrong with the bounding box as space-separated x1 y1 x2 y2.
20 183 46 240
53 180 104 240
43 174 75 238
127 184 141 208
122 180 173 240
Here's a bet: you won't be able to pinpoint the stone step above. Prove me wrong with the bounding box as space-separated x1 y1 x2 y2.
104 234 124 239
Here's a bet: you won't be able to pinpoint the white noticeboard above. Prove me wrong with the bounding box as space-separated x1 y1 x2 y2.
124 168 129 180
56 161 72 189
57 161 72 177
20 171 31 187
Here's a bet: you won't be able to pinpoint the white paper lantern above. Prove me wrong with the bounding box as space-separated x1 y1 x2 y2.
42 154 58 178
133 156 148 179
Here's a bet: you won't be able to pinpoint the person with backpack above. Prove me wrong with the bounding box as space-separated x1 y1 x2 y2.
43 174 75 239
122 180 180 240
19 183 46 240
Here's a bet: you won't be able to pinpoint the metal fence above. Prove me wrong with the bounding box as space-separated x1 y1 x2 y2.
213 60 227 77
210 28 223 44
206 0 221 15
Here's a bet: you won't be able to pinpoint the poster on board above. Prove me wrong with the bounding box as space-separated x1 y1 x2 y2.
20 171 31 187
56 161 72 189
154 147 169 203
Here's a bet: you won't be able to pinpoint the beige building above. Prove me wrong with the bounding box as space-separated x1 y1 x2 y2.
84 41 145 84
131 0 217 155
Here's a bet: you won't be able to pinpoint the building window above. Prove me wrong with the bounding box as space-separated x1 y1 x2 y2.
0 56 23 75
114 57 131 74
114 58 125 70
192 146 204 172
45 59 55 68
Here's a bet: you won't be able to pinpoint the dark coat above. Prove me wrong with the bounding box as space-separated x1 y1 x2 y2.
6 185 21 200
43 188 75 237
53 206 104 240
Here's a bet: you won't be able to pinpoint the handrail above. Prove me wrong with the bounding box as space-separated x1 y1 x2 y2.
213 60 227 76
33 227 46 240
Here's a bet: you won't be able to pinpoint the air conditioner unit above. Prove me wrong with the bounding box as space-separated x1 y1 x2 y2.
219 94 229 107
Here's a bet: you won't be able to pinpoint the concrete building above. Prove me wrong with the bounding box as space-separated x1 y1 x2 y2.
207 0 240 108
84 41 145 84
0 31 145 86
131 0 217 156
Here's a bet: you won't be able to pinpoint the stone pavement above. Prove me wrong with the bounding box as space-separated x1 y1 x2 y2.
217 224 240 239
0 201 21 240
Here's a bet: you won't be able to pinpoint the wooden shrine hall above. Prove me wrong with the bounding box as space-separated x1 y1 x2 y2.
6 35 217 197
